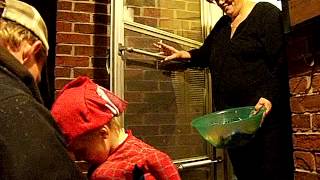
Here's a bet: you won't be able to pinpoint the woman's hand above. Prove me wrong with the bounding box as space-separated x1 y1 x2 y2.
153 40 191 62
254 97 272 124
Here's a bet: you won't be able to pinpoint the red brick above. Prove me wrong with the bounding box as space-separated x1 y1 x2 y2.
289 0 320 25
124 113 144 125
290 95 320 113
294 171 319 180
289 76 309 94
134 17 157 27
56 45 72 55
127 0 155 6
126 125 160 136
55 78 73 90
129 6 141 16
315 153 320 173
187 2 200 11
125 103 150 114
57 1 72 10
144 135 176 146
143 92 175 104
294 134 320 151
126 80 158 91
176 135 204 145
74 46 108 57
57 11 90 23
160 125 191 135
312 73 320 92
55 66 71 77
75 3 108 13
56 21 72 32
56 33 91 45
73 67 109 79
177 30 202 41
74 2 95 13
124 92 143 102
160 146 204 159
126 36 158 49
144 70 171 81
144 113 176 125
292 114 311 131
124 28 144 37
294 151 316 171
74 23 108 34
312 114 320 130
302 95 320 113
125 69 143 80
56 56 89 67
143 8 160 17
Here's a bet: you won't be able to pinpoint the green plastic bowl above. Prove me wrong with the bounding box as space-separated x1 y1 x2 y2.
192 106 265 148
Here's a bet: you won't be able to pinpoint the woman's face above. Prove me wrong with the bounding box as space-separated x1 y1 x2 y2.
208 0 244 18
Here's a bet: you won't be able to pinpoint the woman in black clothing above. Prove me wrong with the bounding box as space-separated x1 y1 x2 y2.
154 0 294 179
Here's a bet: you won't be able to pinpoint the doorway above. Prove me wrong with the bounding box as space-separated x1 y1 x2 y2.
110 0 230 179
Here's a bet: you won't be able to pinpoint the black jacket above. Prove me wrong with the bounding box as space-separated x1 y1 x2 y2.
0 47 86 180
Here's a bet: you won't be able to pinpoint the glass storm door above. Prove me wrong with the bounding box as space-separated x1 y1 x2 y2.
110 0 232 179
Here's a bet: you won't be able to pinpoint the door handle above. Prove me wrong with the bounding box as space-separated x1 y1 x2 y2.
174 157 223 170
119 44 166 60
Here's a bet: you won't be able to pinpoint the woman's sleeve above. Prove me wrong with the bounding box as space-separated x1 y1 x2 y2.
258 4 287 104
188 29 216 68
259 4 285 67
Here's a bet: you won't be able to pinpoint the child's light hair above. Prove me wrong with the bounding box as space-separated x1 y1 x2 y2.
107 116 122 134
0 19 46 61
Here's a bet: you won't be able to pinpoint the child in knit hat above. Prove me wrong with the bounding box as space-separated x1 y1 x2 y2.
51 76 181 180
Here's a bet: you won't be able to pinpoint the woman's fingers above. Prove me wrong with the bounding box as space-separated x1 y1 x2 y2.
254 97 272 116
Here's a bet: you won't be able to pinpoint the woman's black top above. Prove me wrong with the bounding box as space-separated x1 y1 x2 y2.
189 2 290 115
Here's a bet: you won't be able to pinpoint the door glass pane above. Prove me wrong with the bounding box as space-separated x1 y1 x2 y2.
123 32 213 180
123 30 209 159
125 0 202 42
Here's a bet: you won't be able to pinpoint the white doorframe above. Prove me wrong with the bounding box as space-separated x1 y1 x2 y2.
110 0 125 126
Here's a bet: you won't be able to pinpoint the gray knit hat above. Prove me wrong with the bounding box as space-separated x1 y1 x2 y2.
1 0 49 52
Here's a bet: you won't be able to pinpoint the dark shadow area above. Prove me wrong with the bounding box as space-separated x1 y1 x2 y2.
92 2 110 89
287 15 320 77
21 0 57 109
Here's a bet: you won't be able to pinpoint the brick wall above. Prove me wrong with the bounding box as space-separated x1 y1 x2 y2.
126 0 202 41
288 0 320 26
287 17 320 179
55 0 111 92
